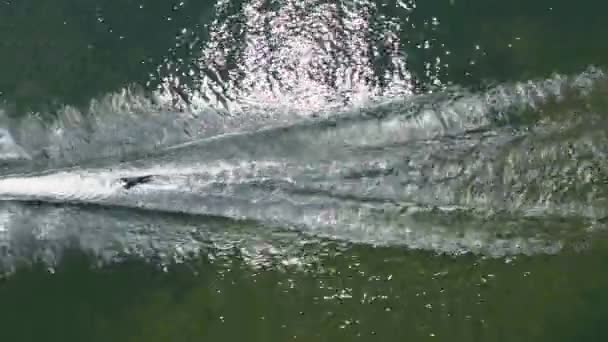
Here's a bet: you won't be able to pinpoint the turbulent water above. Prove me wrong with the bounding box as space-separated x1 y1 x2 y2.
0 0 607 273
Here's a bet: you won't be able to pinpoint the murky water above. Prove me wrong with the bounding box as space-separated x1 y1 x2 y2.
0 0 607 341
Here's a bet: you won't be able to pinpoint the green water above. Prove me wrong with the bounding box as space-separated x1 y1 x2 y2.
3 245 608 341
3 0 608 110
1 1 608 341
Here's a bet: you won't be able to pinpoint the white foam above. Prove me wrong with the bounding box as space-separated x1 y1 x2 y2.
0 67 605 272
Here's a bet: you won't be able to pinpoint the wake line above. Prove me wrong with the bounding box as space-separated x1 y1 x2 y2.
0 197 247 223
0 69 605 270
1 66 602 173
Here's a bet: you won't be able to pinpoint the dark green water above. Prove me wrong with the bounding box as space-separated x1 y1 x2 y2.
1 1 608 341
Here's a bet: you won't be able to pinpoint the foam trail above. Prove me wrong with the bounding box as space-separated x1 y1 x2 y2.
0 128 31 162
0 69 606 272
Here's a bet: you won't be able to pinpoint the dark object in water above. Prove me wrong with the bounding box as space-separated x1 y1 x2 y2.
120 175 154 189
171 85 191 105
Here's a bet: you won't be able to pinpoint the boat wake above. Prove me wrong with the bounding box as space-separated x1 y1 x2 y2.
0 67 607 272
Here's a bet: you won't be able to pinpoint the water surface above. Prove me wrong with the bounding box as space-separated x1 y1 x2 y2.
0 0 607 341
